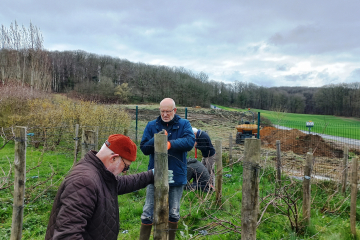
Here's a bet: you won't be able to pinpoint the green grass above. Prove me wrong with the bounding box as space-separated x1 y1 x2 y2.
1 140 359 239
212 104 360 140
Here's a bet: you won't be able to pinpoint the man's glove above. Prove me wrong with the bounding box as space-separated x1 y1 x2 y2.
151 169 174 183
167 141 171 150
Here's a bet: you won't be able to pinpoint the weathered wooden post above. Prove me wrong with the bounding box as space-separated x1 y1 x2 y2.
10 126 27 240
350 157 358 237
81 129 96 159
341 146 348 194
153 131 169 240
215 139 222 205
303 152 313 226
241 138 261 240
276 140 281 184
94 126 99 151
229 133 233 169
73 124 79 165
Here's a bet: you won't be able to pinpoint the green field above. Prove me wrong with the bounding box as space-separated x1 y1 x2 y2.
213 104 360 140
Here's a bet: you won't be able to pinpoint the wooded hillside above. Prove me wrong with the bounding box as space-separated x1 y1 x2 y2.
1 22 360 117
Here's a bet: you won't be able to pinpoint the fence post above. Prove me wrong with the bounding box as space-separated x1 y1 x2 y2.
257 112 260 139
341 146 348 194
10 126 27 240
350 157 358 237
81 129 96 159
94 126 99 151
276 140 281 184
303 152 313 226
241 138 261 240
229 133 233 169
153 131 169 240
73 124 79 165
135 106 138 143
215 139 222 205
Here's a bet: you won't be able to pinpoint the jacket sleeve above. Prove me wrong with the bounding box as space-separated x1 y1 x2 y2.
117 170 154 194
169 120 195 152
53 176 97 240
140 122 155 156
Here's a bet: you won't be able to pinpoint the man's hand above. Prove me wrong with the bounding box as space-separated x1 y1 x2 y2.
167 141 171 150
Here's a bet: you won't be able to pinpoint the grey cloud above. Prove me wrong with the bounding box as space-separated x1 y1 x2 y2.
276 64 290 71
284 72 314 82
1 0 360 88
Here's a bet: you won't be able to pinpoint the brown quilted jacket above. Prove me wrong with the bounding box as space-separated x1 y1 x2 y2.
45 150 154 240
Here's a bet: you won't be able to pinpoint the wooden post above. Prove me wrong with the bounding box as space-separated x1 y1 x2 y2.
276 140 281 183
94 126 99 151
10 126 27 240
241 138 261 240
73 124 79 165
341 146 348 194
350 157 358 237
153 131 169 240
303 152 313 226
229 133 233 169
215 139 222 205
81 130 96 159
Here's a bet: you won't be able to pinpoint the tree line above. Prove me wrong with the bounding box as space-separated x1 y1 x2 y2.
1 22 360 117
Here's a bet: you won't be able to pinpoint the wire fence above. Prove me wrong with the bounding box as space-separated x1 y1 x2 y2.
0 112 359 239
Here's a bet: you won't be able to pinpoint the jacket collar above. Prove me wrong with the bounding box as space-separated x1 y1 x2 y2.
156 114 180 129
85 150 116 182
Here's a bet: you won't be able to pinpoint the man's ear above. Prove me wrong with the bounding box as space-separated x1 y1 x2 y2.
110 153 119 161
173 108 177 114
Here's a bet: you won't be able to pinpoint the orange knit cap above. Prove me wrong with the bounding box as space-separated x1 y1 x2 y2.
105 134 137 161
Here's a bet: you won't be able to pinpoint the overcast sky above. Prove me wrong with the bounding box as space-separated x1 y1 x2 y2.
2 0 360 87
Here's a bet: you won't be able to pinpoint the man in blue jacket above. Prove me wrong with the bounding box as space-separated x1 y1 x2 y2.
139 98 195 240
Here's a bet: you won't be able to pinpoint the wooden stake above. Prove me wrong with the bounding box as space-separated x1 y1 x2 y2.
303 152 313 226
153 132 169 240
241 138 261 240
81 130 95 159
73 124 79 165
350 157 358 237
215 140 222 205
10 126 27 240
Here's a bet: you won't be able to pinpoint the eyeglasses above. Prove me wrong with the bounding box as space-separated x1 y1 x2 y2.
121 157 130 172
160 108 175 114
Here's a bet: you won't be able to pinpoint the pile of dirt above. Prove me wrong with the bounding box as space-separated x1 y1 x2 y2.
260 127 343 158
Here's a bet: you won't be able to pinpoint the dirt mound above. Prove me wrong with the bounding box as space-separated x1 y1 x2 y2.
261 127 343 158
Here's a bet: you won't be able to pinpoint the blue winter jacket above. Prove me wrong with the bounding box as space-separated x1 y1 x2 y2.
140 114 195 186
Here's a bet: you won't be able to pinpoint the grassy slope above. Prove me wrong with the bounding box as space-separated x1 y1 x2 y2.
212 104 360 140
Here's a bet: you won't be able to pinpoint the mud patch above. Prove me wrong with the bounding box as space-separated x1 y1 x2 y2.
260 127 343 158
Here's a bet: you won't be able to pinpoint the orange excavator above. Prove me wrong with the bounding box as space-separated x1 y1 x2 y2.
235 110 258 144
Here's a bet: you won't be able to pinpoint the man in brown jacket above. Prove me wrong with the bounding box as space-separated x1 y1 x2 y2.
45 134 155 240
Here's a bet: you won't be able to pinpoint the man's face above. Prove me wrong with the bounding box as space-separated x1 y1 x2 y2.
160 104 176 122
